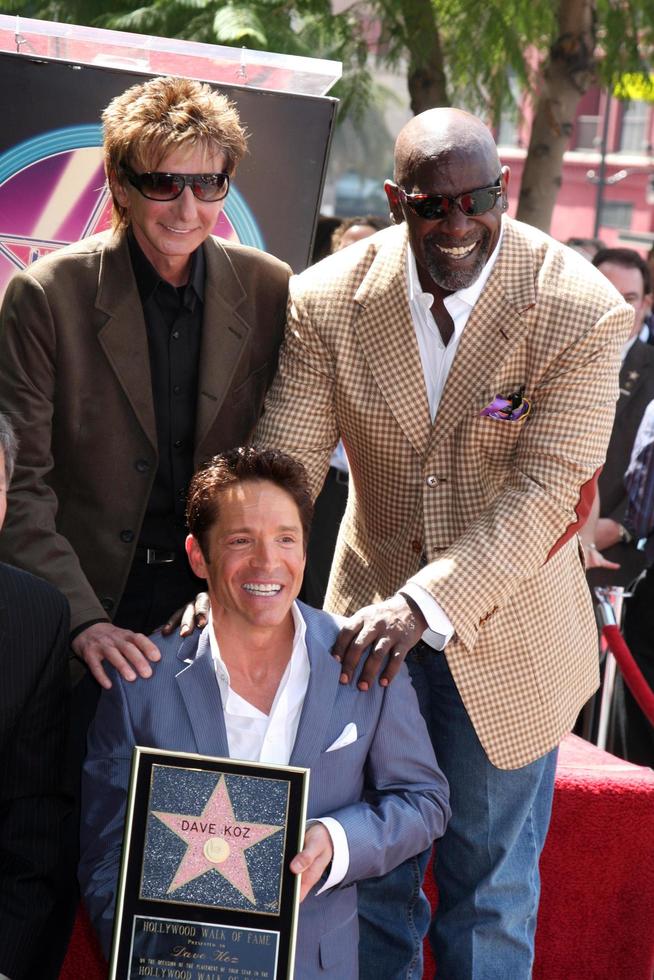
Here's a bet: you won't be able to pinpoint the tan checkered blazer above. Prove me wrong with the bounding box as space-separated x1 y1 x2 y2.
255 218 633 769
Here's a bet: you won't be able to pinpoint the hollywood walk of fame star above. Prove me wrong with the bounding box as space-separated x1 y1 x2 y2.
152 775 283 904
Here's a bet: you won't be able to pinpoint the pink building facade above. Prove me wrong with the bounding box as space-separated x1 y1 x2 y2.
498 87 654 253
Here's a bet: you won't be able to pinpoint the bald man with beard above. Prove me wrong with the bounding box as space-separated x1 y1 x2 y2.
255 109 632 978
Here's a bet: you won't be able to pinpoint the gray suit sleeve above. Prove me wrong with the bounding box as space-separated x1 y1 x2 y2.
322 667 450 886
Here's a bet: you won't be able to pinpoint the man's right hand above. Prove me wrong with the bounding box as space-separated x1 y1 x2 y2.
160 592 210 638
71 622 161 690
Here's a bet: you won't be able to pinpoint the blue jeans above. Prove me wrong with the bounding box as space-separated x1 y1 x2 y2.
358 847 432 980
359 645 557 980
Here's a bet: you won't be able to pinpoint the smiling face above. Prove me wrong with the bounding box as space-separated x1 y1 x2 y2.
185 479 306 639
112 143 227 286
385 109 508 296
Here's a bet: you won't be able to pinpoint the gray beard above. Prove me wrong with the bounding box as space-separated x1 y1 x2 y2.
423 232 490 291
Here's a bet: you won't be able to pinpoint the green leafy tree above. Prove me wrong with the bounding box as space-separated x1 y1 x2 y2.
7 0 374 118
517 0 654 229
8 0 654 230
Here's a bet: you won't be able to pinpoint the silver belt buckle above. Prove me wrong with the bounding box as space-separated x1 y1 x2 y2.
146 548 175 565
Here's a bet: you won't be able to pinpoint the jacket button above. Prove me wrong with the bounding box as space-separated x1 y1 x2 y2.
120 529 134 543
426 475 439 487
411 539 423 554
100 596 115 612
135 458 151 473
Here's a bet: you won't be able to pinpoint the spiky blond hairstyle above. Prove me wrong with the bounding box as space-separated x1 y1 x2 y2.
102 75 248 231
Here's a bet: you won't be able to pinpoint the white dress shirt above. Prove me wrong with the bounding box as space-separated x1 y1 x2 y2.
208 603 348 892
400 227 504 649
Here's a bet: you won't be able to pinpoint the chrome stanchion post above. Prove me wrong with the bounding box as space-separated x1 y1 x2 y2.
594 586 625 751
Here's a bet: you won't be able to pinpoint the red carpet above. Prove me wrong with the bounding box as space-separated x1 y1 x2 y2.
60 736 654 979
533 735 654 980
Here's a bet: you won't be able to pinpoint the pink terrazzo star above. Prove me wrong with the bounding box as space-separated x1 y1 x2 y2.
152 775 283 904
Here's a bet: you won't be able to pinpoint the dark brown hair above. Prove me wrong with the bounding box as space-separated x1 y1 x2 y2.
331 214 389 252
593 246 651 295
187 447 314 557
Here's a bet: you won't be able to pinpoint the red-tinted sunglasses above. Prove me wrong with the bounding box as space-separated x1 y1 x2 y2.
398 177 503 220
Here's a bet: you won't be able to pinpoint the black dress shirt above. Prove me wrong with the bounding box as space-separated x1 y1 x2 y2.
128 230 204 555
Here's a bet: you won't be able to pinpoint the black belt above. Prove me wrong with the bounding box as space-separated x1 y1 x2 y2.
135 546 176 565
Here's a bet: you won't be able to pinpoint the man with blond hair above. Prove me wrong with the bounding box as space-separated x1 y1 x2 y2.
0 75 289 974
0 75 290 687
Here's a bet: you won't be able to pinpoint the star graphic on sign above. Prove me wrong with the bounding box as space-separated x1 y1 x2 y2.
152 775 283 904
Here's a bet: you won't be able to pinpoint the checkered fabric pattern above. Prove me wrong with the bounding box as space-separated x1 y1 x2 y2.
255 218 633 769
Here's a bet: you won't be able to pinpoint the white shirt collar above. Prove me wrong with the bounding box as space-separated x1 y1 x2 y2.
406 219 504 311
208 602 307 696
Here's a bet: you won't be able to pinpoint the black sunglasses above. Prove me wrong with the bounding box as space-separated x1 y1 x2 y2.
398 177 503 220
122 166 230 203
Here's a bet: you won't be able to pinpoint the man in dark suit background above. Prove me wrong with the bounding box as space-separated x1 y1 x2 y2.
586 247 654 588
0 413 71 980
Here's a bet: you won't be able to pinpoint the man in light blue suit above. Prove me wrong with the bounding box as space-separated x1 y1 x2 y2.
79 447 450 978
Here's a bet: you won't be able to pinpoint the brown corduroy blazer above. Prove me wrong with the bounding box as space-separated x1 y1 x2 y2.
255 218 633 769
0 230 290 631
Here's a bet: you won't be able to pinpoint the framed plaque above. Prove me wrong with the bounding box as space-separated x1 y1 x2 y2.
109 747 309 979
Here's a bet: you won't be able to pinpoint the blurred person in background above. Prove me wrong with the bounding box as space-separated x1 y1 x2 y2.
609 401 654 766
565 236 606 262
583 247 654 587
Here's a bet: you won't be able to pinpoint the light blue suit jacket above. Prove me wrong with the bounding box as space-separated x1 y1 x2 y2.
79 603 450 978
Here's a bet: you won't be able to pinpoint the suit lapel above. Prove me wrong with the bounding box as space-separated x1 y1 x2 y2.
194 238 251 457
353 227 432 456
175 631 230 757
429 219 536 453
290 608 341 769
95 233 157 449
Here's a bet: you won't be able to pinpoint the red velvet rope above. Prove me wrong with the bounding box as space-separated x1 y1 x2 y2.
602 624 654 727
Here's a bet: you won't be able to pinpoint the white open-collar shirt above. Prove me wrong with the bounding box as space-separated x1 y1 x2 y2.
208 602 347 891
400 225 504 649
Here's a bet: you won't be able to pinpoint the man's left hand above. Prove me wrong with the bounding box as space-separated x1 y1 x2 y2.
332 593 427 691
290 824 334 902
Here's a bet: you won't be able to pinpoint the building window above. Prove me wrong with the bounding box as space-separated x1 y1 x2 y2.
496 71 522 147
575 115 601 150
599 200 633 229
619 100 650 153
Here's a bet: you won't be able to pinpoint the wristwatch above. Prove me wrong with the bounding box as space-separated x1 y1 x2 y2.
618 523 633 544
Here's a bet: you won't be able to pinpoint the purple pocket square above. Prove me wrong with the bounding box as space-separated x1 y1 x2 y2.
480 386 531 422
